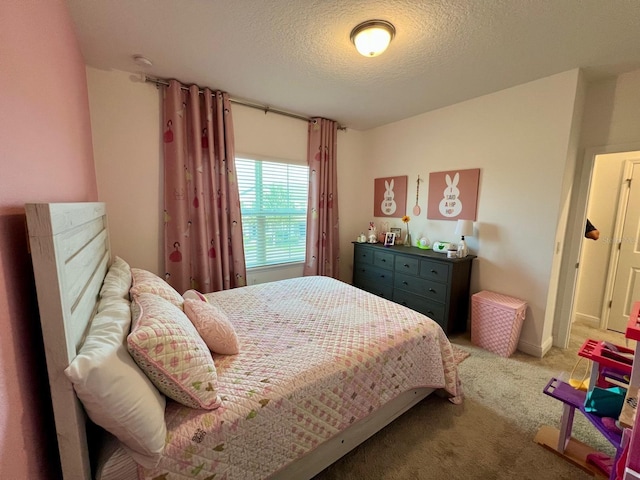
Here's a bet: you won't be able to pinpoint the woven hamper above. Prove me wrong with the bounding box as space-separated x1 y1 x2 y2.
471 291 527 357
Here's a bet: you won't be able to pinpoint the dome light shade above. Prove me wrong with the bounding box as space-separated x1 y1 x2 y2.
350 20 396 57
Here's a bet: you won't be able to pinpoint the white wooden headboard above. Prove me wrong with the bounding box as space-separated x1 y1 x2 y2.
26 202 110 480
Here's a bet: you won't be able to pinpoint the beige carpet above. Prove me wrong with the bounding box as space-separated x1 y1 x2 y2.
312 322 633 479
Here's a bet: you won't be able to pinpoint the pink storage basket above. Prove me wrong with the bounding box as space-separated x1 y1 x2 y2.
471 291 527 357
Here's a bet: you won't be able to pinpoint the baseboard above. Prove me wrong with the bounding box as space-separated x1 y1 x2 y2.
573 312 600 328
517 335 553 358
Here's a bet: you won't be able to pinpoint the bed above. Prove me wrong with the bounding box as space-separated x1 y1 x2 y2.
25 202 462 480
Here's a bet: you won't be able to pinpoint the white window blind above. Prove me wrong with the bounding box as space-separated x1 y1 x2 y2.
236 157 308 268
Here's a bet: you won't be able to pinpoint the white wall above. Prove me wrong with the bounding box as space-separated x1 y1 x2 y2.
581 69 640 149
335 128 368 283
87 68 162 272
359 70 583 356
234 105 306 164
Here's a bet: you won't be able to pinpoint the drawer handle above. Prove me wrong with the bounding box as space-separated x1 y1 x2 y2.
430 269 437 274
429 288 436 293
380 274 386 279
427 310 434 316
381 258 386 262
401 301 408 306
403 263 410 268
402 281 408 285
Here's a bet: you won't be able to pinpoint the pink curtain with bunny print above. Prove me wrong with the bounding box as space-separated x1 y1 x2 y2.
303 118 340 278
163 80 246 294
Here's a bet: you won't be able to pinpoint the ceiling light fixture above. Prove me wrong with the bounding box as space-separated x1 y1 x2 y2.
133 55 153 67
350 20 396 57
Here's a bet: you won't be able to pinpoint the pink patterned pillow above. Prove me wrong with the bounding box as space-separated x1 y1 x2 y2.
130 268 183 308
127 293 222 409
183 299 240 355
182 289 208 302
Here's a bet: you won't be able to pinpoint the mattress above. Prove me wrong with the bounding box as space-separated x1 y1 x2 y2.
95 432 138 480
104 276 462 480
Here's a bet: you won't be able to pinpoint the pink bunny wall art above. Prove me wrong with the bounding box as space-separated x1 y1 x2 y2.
374 176 408 218
427 168 480 220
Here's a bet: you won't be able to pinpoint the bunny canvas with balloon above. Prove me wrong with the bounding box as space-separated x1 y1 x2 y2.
373 176 408 218
427 168 480 220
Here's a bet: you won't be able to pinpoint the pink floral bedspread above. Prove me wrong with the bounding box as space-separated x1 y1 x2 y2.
139 276 462 480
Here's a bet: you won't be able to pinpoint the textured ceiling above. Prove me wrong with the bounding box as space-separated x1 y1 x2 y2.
67 0 640 130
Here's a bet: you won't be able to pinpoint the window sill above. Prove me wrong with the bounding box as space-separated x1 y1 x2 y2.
246 262 305 286
247 261 305 273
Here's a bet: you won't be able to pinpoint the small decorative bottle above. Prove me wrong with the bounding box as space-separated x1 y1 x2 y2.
457 237 468 257
404 231 412 247
402 215 412 247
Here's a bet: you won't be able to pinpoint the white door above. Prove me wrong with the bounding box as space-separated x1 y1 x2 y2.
609 163 640 332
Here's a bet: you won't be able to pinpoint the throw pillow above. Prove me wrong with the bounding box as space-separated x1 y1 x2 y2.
130 268 183 308
127 293 222 410
183 299 240 355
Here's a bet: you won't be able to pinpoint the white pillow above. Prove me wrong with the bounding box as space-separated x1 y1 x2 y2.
99 256 132 301
65 295 167 468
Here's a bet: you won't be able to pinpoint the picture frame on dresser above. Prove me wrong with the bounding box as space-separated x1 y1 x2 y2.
390 227 402 244
384 232 396 246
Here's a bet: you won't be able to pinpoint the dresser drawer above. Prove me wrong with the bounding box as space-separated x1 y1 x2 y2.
395 272 447 304
353 245 374 265
394 254 419 276
354 263 393 285
393 290 446 328
373 250 394 270
419 259 450 284
356 277 394 300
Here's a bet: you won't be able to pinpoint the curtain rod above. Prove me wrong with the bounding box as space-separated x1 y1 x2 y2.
144 75 345 130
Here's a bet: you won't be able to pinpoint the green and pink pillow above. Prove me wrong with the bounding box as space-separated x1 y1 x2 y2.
127 293 221 410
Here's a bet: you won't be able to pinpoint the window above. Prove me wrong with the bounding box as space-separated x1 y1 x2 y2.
236 157 308 268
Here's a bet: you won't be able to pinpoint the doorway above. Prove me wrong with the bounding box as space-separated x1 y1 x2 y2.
573 151 640 333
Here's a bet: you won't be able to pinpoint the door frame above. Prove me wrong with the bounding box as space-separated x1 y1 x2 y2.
554 141 640 349
602 159 640 330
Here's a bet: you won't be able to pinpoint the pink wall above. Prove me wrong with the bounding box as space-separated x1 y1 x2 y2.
0 1 97 477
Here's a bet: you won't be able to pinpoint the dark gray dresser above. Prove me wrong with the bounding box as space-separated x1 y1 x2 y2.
352 242 475 334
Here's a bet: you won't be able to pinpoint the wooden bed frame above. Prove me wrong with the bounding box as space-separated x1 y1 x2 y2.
26 202 435 480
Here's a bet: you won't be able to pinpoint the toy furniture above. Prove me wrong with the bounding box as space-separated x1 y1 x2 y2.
536 300 640 480
536 340 633 478
621 301 640 479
